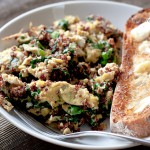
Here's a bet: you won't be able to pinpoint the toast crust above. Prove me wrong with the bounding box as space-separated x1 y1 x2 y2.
110 8 150 137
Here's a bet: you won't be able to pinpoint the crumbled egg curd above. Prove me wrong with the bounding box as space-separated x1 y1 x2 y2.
0 15 122 134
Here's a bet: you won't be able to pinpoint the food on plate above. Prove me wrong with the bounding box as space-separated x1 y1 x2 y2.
110 8 150 137
0 15 122 134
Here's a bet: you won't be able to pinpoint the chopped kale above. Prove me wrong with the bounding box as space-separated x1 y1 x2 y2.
51 31 60 39
34 101 51 108
52 40 58 54
86 38 93 43
30 56 47 68
63 47 75 54
68 106 84 116
62 69 70 76
100 48 114 66
37 40 45 50
19 72 22 78
58 19 69 31
64 116 79 123
63 43 76 54
37 49 45 57
93 82 108 91
31 88 40 97
92 40 110 50
90 118 97 127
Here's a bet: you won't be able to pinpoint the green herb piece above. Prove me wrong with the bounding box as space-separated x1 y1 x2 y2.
100 59 108 66
31 88 40 98
30 56 46 68
63 43 76 54
102 48 113 60
100 48 114 65
52 68 59 71
39 101 51 108
25 86 42 107
93 82 107 92
31 91 38 97
37 41 45 50
62 70 70 76
36 40 46 56
37 88 41 94
30 60 36 68
68 117 78 122
92 40 110 50
25 86 33 102
90 118 96 127
63 48 74 54
93 83 100 90
32 99 38 106
102 52 109 60
58 19 69 31
69 43 76 49
63 48 69 54
69 49 74 53
52 40 58 53
51 31 60 39
100 48 114 66
44 56 52 64
30 59 37 68
25 86 31 92
47 56 52 59
86 38 93 43
68 106 84 116
19 72 22 78
34 101 51 108
37 49 45 57
64 116 78 123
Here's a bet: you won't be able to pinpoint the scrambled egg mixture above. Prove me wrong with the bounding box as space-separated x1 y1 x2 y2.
0 15 122 134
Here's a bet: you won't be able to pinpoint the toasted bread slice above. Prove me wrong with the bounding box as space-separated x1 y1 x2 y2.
110 9 150 137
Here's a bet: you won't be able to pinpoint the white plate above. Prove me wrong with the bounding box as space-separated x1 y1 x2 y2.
0 1 143 149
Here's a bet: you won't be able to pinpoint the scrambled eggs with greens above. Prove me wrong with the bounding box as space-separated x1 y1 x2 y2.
0 15 122 134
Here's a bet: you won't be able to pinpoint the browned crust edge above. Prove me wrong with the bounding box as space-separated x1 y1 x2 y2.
110 8 150 137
